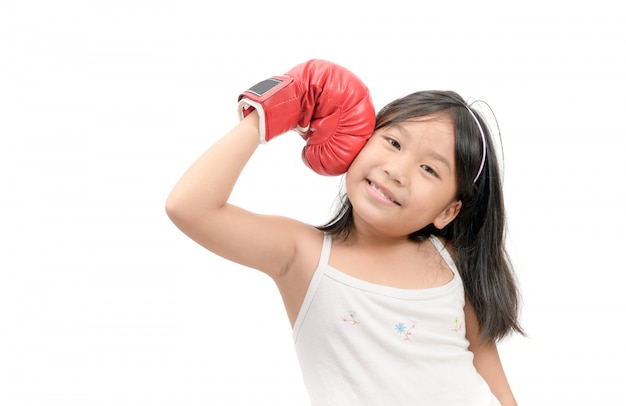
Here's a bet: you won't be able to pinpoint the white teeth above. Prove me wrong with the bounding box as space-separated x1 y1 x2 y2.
370 181 394 202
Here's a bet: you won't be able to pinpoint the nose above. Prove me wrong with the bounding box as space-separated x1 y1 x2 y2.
383 156 410 186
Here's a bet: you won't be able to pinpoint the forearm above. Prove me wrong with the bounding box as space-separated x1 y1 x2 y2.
471 342 517 406
465 304 517 405
166 111 260 223
496 392 517 406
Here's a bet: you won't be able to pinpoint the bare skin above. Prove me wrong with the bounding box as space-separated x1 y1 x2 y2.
166 110 517 405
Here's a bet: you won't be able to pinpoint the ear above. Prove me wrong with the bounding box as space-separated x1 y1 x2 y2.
433 200 462 229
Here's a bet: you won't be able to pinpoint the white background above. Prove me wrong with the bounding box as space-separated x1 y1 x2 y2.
1 1 624 405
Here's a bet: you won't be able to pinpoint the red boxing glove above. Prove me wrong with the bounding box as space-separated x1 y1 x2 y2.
237 59 375 176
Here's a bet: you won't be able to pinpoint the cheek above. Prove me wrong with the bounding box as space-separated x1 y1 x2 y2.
344 166 359 196
345 148 368 178
344 156 369 200
349 142 378 169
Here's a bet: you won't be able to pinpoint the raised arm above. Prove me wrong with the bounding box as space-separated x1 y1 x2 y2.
165 111 299 277
166 59 376 281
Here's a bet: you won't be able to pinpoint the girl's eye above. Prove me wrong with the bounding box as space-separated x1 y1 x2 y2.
421 165 438 177
386 138 401 150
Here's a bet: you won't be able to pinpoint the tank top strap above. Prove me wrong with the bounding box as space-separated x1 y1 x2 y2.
292 232 334 341
320 233 333 265
428 235 461 277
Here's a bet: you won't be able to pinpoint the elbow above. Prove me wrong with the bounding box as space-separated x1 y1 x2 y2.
165 191 216 232
165 192 189 228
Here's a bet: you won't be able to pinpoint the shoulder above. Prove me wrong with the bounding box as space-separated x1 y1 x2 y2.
430 234 458 262
257 215 325 278
290 221 326 276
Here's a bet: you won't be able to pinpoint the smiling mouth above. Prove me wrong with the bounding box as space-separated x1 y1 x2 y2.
367 180 400 205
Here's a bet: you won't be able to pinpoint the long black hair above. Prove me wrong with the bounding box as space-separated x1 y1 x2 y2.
318 90 524 342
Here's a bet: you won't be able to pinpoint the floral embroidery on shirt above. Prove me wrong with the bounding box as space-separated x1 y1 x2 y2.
452 316 463 333
395 320 417 341
340 310 359 325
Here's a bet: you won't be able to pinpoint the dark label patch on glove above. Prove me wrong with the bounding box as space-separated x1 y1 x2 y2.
245 78 284 97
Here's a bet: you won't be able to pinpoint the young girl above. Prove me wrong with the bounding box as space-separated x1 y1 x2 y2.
166 60 524 405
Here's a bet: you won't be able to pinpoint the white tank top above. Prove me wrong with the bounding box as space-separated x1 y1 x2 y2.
293 234 501 406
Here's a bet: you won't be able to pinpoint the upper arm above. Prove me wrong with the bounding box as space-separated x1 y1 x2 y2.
168 200 317 280
465 302 518 406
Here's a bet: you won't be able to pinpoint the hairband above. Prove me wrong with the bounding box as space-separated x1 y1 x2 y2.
463 105 487 183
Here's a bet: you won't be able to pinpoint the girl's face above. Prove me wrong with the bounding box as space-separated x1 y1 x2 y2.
345 115 462 239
